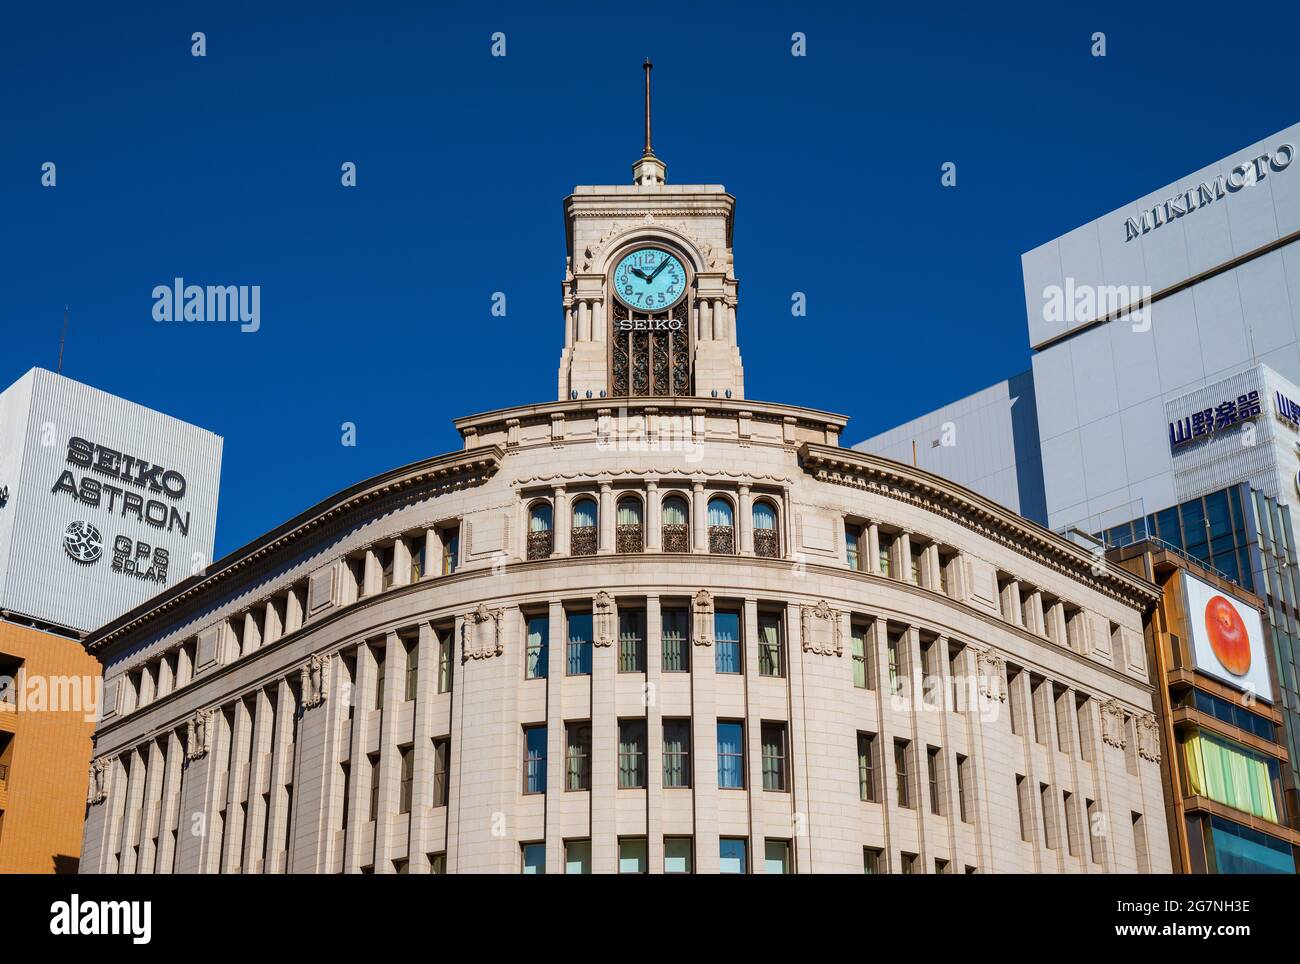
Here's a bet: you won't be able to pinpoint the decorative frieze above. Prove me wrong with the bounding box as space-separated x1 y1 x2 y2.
87 756 113 806
185 709 213 761
1100 699 1128 749
692 589 714 647
799 600 843 657
462 604 504 660
973 645 1007 702
593 591 616 648
1137 713 1161 762
301 653 332 709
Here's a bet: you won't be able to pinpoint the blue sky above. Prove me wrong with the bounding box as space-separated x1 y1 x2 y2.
3 1 1297 555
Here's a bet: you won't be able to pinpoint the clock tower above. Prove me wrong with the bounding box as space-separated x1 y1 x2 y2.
557 61 745 402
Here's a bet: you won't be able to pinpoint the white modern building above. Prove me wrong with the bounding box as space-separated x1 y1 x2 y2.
0 368 223 636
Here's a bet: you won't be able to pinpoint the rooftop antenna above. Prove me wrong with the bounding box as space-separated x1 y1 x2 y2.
57 305 69 374
643 58 656 157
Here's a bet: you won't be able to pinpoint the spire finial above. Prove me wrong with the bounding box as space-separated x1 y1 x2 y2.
642 58 654 157
631 60 666 186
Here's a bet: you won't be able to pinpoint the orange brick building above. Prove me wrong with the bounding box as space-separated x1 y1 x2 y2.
0 618 99 873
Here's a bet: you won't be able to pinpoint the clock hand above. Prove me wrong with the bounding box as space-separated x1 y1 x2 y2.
630 267 651 281
647 258 672 282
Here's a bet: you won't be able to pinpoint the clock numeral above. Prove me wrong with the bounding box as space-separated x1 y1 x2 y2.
625 285 633 296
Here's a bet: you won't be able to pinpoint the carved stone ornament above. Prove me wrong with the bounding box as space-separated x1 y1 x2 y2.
87 755 113 805
301 653 332 709
593 591 616 647
1137 713 1161 762
692 589 714 647
1100 699 1128 749
186 709 213 761
462 603 504 660
800 600 843 657
973 646 1007 702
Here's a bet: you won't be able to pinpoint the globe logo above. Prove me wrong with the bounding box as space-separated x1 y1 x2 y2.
63 520 103 565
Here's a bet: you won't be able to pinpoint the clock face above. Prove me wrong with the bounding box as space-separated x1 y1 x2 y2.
612 247 686 311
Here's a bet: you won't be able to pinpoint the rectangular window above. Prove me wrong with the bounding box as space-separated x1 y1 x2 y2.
1007 665 1024 735
921 635 938 705
927 746 943 816
432 738 450 807
878 532 893 576
1040 782 1057 849
373 646 386 710
845 523 864 571
895 740 911 808
1054 684 1071 753
715 609 742 674
567 611 593 676
368 752 381 822
441 526 460 575
758 612 784 677
1086 798 1102 864
398 745 413 814
956 753 971 824
948 642 965 713
1064 790 1079 857
662 719 692 788
764 839 791 874
436 626 453 693
379 546 395 590
525 614 549 680
664 836 693 874
900 852 918 874
1132 812 1149 873
565 839 591 875
717 721 745 789
661 606 690 672
910 540 926 586
851 622 871 689
719 837 747 874
761 722 787 791
887 629 903 696
1016 775 1030 841
863 847 882 874
618 607 646 673
618 719 647 789
858 732 877 802
618 837 648 874
938 551 953 595
523 725 546 795
398 635 417 703
429 852 446 874
935 858 950 875
565 722 591 791
1029 674 1047 744
521 842 545 875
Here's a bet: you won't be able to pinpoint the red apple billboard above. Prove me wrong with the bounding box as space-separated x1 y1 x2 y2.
1181 572 1273 704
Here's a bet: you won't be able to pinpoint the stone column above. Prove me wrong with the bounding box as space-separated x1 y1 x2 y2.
598 482 614 554
578 299 591 341
738 484 753 555
646 480 661 551
713 298 726 340
553 485 570 557
692 481 707 553
867 523 881 574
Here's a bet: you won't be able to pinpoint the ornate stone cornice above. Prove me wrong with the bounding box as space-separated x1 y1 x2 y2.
798 443 1160 611
86 447 504 653
513 467 794 488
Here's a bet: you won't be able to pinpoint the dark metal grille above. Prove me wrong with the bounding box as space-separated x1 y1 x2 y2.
570 526 597 556
527 530 553 560
662 524 689 553
754 529 780 558
709 525 735 555
616 523 643 553
610 300 692 398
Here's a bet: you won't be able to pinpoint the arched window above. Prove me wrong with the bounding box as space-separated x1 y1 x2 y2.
571 497 597 556
708 497 736 555
662 495 689 553
616 496 644 553
753 500 779 558
527 502 554 560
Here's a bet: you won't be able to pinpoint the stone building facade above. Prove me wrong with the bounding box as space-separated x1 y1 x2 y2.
79 133 1171 874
